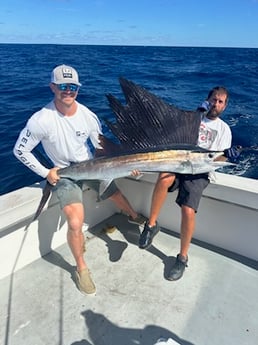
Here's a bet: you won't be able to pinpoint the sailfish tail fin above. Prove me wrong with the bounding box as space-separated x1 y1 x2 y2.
32 181 52 221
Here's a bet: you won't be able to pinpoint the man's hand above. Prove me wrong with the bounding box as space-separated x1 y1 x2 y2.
131 169 143 179
47 167 60 185
224 145 242 162
131 169 141 176
197 100 211 112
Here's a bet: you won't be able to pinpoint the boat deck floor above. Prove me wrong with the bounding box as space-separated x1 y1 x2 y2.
0 213 257 345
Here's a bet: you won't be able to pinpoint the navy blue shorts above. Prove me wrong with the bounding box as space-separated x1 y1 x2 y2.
168 173 209 212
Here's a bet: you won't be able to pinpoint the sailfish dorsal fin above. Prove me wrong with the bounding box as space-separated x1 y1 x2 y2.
104 77 201 153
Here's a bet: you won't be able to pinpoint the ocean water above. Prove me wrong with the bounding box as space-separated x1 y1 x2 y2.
1 44 258 196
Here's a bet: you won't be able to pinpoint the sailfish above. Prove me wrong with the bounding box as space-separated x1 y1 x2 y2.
58 78 228 181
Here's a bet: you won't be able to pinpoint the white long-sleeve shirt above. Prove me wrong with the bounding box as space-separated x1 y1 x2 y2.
13 100 102 178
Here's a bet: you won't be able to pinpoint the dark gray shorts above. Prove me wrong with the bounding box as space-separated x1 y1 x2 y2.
53 178 119 209
168 173 209 212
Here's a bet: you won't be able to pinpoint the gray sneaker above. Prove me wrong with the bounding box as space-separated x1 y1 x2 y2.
138 221 160 249
75 268 96 294
168 254 188 281
128 213 147 225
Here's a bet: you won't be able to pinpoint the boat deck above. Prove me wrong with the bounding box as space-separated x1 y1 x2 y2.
0 213 257 345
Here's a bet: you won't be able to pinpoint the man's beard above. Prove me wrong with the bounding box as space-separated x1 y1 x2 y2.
206 108 220 119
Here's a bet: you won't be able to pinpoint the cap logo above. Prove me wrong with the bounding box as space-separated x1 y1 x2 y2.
62 68 73 79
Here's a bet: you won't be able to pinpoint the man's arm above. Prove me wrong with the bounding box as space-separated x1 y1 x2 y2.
13 125 50 178
223 145 242 163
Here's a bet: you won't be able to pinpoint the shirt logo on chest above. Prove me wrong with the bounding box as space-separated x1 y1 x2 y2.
76 131 87 137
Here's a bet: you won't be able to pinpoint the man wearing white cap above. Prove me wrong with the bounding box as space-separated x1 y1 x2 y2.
14 64 145 295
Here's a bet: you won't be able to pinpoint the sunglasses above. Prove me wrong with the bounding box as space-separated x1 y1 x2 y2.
56 83 79 92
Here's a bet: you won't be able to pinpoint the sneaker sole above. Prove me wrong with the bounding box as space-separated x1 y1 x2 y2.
167 273 184 281
128 219 146 225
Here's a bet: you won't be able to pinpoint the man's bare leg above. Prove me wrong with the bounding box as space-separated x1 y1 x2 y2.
148 173 175 226
63 202 95 294
109 190 146 225
139 173 175 249
168 205 194 281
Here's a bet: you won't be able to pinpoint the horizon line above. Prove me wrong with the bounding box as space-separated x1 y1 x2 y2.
0 42 257 49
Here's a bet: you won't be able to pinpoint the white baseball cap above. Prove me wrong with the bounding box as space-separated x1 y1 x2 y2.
51 64 82 86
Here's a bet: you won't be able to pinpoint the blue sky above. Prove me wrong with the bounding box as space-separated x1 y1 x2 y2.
1 0 258 47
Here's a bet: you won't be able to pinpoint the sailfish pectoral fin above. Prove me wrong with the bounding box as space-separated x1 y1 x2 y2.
99 180 114 198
